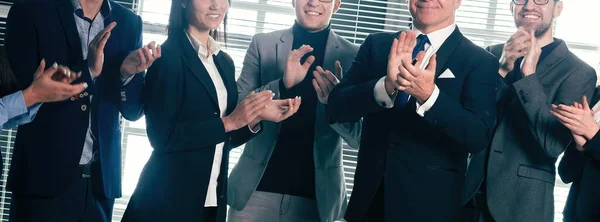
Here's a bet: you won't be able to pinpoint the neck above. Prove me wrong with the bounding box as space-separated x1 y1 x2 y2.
79 0 103 18
413 19 455 35
536 29 555 48
188 25 211 49
295 20 329 33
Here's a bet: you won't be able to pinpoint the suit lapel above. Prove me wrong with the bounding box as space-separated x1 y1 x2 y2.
276 29 294 78
213 53 237 114
534 39 569 81
433 28 463 78
322 30 339 72
56 0 83 63
180 34 220 109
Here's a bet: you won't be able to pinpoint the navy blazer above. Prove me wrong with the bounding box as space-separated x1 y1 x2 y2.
5 0 144 199
122 33 258 222
328 28 498 221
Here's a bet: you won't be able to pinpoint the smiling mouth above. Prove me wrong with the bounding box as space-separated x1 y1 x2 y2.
305 11 322 16
208 14 220 19
521 13 541 20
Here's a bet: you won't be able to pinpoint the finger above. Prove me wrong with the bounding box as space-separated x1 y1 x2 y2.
301 55 316 70
335 61 343 80
323 70 339 85
35 59 46 78
312 78 325 98
67 71 82 84
155 44 162 58
147 41 157 51
97 31 112 51
296 45 314 57
529 30 536 49
389 38 398 59
395 75 411 88
551 110 576 125
397 32 406 55
426 54 437 72
137 49 147 68
313 70 332 93
62 82 88 96
583 95 591 110
557 104 582 115
142 46 154 64
400 57 418 78
397 64 415 82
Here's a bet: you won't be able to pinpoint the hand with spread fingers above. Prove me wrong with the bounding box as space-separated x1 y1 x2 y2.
499 27 532 77
88 22 117 77
396 51 437 104
23 59 88 106
551 95 599 151
121 41 162 78
385 30 416 97
283 45 315 89
312 61 342 104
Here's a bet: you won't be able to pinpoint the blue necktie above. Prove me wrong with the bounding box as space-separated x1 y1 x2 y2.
395 34 429 108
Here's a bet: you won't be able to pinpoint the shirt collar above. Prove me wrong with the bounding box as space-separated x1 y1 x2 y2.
412 23 456 50
185 30 221 58
72 0 112 19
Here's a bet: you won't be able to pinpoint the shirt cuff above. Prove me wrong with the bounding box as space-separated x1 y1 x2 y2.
89 67 96 82
249 123 261 133
4 91 28 120
415 85 440 117
374 76 396 108
121 74 136 86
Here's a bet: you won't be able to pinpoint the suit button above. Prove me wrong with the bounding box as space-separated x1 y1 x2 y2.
79 93 84 98
214 112 218 116
81 105 87 111
84 92 89 96
71 97 75 101
122 98 127 101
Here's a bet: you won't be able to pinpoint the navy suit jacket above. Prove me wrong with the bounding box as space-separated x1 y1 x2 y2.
328 28 498 221
5 0 144 199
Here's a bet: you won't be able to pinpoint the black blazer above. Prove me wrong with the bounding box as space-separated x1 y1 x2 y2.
121 33 257 222
559 88 600 222
328 28 498 221
5 0 144 199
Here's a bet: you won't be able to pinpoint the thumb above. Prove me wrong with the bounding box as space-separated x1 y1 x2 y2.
66 82 88 95
529 30 536 48
335 61 343 80
302 55 315 70
583 95 590 110
40 60 59 79
35 59 47 79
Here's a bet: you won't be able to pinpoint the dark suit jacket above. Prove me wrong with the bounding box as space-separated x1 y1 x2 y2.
559 88 600 222
328 27 498 221
121 33 257 222
5 0 144 199
473 41 596 222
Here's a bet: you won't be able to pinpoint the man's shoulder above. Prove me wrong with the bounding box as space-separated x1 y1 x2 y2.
332 33 359 53
108 1 141 21
456 37 498 62
252 29 289 43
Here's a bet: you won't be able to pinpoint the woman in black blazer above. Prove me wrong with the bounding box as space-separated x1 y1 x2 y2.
121 0 300 220
553 91 600 222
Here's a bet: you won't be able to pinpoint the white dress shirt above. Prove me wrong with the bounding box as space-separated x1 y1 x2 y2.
186 31 228 207
374 23 457 117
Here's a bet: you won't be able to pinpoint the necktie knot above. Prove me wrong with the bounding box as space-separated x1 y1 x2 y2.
413 34 430 59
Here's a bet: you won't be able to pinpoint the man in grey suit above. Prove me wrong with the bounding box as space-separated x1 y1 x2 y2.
227 0 361 220
462 0 597 221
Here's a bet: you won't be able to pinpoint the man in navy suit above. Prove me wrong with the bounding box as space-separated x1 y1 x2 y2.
327 0 498 221
5 0 160 221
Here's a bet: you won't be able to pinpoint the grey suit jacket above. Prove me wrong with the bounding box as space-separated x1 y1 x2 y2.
484 40 596 222
228 28 361 222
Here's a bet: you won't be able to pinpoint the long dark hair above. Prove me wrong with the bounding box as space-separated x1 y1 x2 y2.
167 0 228 45
0 46 19 98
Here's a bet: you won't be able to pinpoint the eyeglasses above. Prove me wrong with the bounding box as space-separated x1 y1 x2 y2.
512 0 555 5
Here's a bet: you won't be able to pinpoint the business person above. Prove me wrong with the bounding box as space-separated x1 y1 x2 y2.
5 0 158 220
121 0 300 220
327 0 499 221
462 0 597 222
554 91 600 222
228 0 361 220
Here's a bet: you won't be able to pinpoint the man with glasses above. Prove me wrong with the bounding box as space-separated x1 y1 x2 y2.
227 0 361 220
462 0 596 221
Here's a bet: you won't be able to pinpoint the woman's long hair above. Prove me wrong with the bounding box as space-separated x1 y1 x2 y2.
0 46 20 98
167 0 228 45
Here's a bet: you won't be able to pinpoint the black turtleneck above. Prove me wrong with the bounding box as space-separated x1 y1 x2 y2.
256 22 331 199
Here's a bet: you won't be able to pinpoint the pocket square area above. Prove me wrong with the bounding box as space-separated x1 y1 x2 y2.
439 69 455 78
